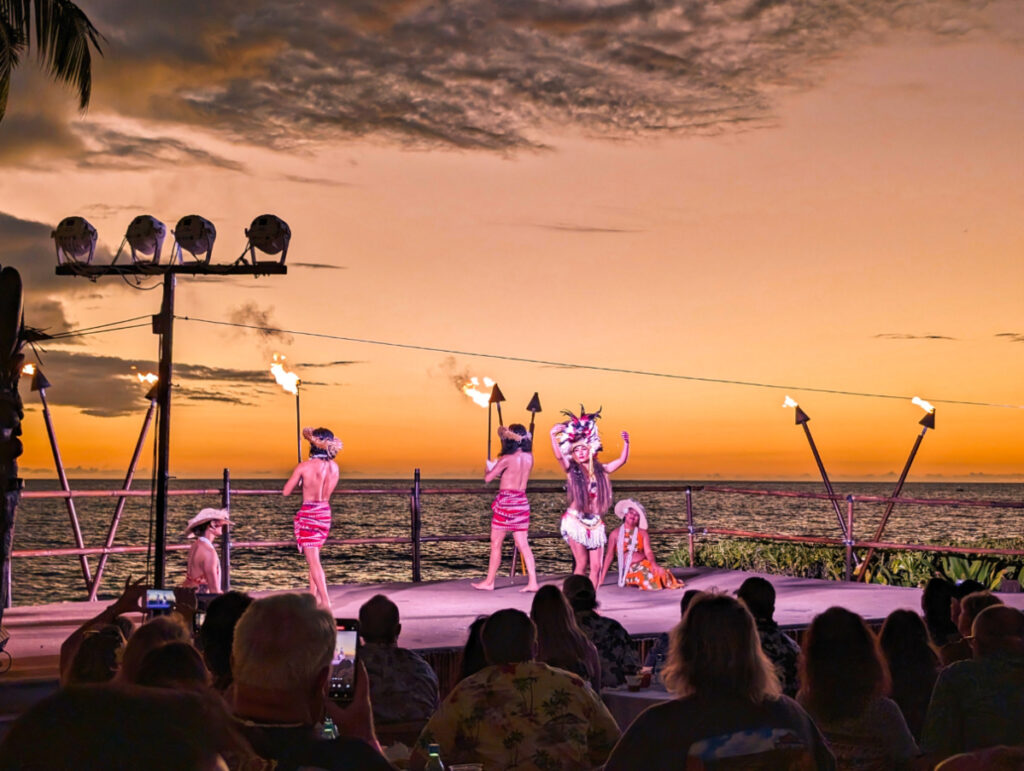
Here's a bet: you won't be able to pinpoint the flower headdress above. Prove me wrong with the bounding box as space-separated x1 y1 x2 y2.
302 426 343 459
557 404 602 459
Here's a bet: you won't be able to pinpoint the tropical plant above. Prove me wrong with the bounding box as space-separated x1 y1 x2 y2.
936 555 1017 591
0 0 103 121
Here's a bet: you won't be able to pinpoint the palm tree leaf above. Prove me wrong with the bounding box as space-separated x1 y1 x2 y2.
31 0 103 110
0 15 26 122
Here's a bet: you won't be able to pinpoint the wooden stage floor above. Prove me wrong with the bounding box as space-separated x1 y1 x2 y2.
6 566 1024 686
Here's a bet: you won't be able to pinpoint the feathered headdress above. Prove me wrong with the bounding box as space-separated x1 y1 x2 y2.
557 404 602 459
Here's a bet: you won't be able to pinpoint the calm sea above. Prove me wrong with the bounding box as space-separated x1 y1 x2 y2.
10 479 1023 606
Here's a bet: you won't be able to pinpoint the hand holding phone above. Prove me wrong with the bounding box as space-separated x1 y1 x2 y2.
329 619 360 705
145 588 175 613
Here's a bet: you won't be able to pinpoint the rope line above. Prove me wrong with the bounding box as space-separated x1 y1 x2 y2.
45 315 152 339
47 322 153 340
175 315 1024 411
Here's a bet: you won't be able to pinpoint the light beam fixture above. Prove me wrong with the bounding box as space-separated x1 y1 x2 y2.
173 215 217 263
52 217 98 265
125 215 167 265
244 214 291 265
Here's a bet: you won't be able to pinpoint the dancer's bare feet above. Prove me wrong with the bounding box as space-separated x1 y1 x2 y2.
519 583 540 593
471 581 495 591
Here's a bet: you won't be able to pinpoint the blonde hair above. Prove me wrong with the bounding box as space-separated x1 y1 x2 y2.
232 593 335 691
661 592 781 702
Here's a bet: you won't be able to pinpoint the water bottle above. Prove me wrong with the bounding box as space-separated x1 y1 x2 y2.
424 743 446 770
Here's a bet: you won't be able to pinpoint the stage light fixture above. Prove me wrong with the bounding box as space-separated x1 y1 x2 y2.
244 214 291 264
51 217 98 265
125 215 167 265
173 215 217 263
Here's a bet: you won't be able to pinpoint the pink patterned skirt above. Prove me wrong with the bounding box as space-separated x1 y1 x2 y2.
294 501 332 550
491 490 531 532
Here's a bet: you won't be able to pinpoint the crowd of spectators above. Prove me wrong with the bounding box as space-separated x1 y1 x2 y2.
1 572 1022 770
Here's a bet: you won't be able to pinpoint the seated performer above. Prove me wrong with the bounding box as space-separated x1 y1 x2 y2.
283 426 342 610
180 508 231 594
599 499 683 591
550 406 629 587
472 424 539 592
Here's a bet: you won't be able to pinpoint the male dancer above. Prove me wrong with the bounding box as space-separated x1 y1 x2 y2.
284 427 341 610
472 424 540 592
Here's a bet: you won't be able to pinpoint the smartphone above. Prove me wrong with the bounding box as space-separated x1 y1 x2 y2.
145 588 175 613
329 619 359 704
193 608 207 637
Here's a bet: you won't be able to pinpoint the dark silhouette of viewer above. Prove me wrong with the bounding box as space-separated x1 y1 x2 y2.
457 614 489 682
878 608 940 742
358 593 439 725
563 574 639 687
197 589 252 692
530 584 602 690
605 592 834 769
737 576 801 697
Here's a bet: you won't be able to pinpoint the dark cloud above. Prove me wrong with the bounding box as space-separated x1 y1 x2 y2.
290 262 346 270
227 302 294 343
2 0 998 162
874 333 956 341
280 174 353 187
533 222 641 233
995 332 1024 343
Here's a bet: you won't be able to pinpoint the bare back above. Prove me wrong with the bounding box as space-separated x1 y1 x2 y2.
487 450 533 491
284 458 340 502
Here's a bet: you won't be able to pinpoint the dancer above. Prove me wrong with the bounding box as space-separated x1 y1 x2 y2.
472 424 539 592
180 508 231 593
550 406 629 587
599 499 684 590
283 426 341 610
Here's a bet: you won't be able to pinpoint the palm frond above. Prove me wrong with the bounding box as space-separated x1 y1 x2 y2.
0 15 26 121
32 0 103 110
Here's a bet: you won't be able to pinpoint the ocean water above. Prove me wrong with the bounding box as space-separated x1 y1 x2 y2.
10 479 1023 606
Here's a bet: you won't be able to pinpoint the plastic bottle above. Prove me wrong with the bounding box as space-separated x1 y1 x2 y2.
424 743 446 770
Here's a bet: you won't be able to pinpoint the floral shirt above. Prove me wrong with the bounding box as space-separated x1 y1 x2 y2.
359 642 439 724
575 610 640 687
756 619 801 697
413 661 620 771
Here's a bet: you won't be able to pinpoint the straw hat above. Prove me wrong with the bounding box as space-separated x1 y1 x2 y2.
183 508 232 538
613 498 648 530
302 427 343 458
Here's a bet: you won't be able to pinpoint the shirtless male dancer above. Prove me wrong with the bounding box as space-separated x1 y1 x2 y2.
284 426 342 610
472 424 540 592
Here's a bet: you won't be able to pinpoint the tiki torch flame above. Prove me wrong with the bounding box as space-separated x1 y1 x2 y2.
271 354 299 395
782 395 798 408
460 376 494 408
912 396 935 414
136 372 158 385
22 363 35 376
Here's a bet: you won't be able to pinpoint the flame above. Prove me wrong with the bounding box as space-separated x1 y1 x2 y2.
137 372 158 385
271 353 299 395
22 363 35 376
782 395 798 408
460 376 495 408
912 396 935 414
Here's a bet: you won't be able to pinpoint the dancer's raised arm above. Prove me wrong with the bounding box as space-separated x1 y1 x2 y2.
603 431 630 474
550 423 571 471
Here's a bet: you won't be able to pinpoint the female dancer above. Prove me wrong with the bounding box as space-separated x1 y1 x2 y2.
550 406 629 587
283 426 342 610
599 499 684 591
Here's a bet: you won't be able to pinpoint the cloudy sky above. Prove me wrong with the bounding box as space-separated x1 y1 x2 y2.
2 0 1023 480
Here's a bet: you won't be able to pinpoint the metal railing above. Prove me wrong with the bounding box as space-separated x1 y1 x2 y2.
9 471 1024 602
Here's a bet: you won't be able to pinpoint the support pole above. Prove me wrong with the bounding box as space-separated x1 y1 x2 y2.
221 468 231 591
88 396 157 600
796 412 849 540
844 496 855 581
410 468 422 582
295 386 302 464
686 486 696 567
38 387 92 591
153 273 175 589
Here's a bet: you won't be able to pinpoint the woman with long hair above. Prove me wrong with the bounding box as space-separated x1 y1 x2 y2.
878 609 940 741
799 607 918 769
550 406 629 587
605 593 834 769
530 585 601 690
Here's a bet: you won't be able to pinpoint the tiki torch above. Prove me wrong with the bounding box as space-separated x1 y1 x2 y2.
526 392 542 438
487 383 506 459
856 397 936 580
270 354 301 462
783 396 850 541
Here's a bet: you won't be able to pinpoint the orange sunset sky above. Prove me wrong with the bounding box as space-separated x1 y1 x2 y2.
1 1 1022 482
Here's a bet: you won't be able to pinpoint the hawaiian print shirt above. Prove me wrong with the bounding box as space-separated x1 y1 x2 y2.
359 642 439 724
756 619 801 697
575 610 640 688
413 661 620 771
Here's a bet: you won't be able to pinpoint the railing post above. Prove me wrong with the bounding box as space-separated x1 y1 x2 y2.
844 496 855 582
411 468 422 582
685 486 696 568
221 468 231 591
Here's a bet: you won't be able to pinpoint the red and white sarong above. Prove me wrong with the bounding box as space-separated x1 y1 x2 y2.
491 490 531 532
294 501 332 550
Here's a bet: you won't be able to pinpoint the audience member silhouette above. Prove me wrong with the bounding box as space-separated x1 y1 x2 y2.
878 608 940 742
737 576 801 697
197 589 252 692
458 614 490 682
563 574 639 687
136 640 211 690
118 615 191 684
921 578 959 647
530 584 602 690
940 590 1003 666
64 624 125 685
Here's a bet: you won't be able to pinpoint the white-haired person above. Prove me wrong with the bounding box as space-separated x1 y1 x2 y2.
231 592 392 770
180 507 231 594
605 592 835 770
550 406 629 587
598 498 684 590
284 426 342 610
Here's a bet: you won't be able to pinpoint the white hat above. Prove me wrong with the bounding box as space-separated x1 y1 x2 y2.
613 498 648 530
183 507 232 538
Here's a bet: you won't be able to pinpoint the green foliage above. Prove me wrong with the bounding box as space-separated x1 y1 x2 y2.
666 537 1024 588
